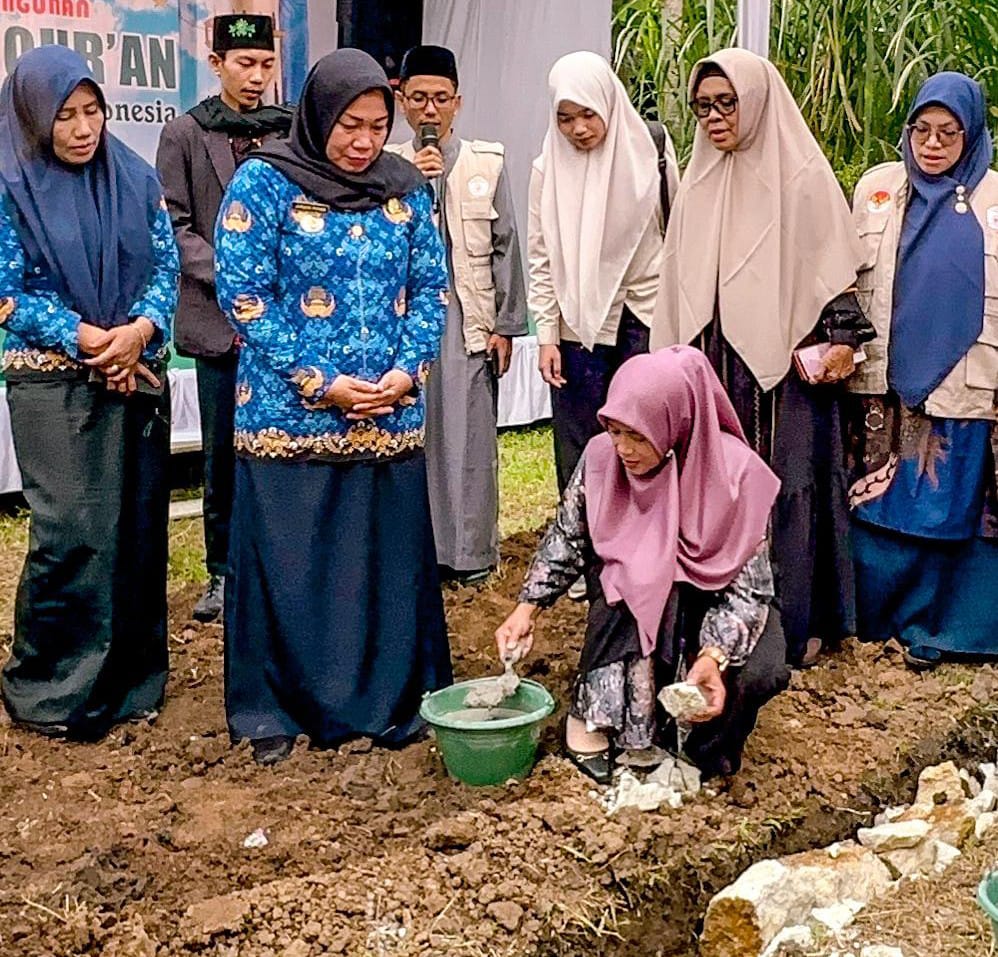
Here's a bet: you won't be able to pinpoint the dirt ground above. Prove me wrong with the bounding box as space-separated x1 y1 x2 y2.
1 530 997 957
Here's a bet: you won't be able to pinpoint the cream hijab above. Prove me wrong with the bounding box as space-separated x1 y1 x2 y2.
538 51 663 350
650 49 864 391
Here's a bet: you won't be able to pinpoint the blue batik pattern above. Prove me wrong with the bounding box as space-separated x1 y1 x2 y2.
214 159 448 461
0 189 177 374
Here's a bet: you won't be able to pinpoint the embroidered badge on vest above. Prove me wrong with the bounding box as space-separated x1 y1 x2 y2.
866 190 892 213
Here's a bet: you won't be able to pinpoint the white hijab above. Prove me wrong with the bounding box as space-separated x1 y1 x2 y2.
538 51 662 350
650 49 864 391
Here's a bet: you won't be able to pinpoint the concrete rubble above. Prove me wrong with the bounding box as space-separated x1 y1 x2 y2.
659 681 709 721
598 756 702 815
699 756 998 957
699 843 891 957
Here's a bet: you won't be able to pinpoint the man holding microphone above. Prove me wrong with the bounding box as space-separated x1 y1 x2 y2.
388 45 527 585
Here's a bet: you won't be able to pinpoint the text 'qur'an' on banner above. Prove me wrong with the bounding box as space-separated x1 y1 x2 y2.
0 0 182 161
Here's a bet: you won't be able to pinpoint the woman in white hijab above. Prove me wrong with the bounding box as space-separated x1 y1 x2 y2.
650 49 874 668
528 50 679 500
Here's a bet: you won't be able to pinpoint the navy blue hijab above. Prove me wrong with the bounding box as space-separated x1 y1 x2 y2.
0 46 160 329
890 72 994 408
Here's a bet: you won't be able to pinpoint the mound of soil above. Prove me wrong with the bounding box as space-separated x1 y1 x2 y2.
1 531 996 957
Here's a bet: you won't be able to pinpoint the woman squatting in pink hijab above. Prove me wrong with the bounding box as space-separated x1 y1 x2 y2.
495 346 788 784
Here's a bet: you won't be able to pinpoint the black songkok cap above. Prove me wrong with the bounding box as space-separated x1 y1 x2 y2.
399 45 459 85
212 14 275 53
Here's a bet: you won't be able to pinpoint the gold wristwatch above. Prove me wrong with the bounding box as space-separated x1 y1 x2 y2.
697 646 729 672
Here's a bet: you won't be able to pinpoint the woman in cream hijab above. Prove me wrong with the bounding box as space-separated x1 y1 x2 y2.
650 49 874 668
529 51 679 501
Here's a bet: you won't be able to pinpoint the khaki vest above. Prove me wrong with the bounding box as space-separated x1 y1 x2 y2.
851 161 998 420
386 138 505 354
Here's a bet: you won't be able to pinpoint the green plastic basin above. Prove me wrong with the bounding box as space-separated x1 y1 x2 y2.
420 678 555 786
977 870 998 946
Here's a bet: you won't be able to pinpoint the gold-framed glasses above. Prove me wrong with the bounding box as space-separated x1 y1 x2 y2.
907 123 964 147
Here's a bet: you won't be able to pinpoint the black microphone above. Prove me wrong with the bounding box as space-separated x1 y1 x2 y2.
419 122 439 152
419 123 442 217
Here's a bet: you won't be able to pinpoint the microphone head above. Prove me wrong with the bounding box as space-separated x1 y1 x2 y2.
419 123 440 150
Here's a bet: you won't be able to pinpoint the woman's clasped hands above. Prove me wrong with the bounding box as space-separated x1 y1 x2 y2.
78 318 160 394
314 369 415 419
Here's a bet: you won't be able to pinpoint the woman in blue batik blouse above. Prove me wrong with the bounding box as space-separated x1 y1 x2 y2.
0 46 178 740
215 49 451 765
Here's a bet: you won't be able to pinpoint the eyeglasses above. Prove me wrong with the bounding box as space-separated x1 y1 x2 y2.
689 94 738 119
907 123 964 147
403 92 456 108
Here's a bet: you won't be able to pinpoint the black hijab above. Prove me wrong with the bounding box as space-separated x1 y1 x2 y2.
0 46 159 329
254 48 424 211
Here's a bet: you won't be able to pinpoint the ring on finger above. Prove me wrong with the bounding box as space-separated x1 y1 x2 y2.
107 363 120 375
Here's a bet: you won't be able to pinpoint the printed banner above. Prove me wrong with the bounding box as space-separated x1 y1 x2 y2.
0 0 182 163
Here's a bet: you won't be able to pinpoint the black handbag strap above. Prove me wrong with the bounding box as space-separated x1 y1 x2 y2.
645 119 672 232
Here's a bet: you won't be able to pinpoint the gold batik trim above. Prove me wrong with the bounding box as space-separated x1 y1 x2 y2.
2 349 80 373
235 424 425 459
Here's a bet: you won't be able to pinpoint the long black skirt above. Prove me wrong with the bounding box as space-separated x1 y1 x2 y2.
1 375 171 739
225 451 452 747
699 320 856 663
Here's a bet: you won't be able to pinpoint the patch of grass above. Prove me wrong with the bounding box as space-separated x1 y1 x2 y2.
0 512 28 643
170 486 204 503
0 511 28 551
498 425 558 538
168 517 208 589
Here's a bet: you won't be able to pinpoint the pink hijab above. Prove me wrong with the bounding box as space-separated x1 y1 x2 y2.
584 346 780 656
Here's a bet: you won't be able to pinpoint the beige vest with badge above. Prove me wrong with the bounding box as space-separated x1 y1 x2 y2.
386 138 504 354
851 161 998 420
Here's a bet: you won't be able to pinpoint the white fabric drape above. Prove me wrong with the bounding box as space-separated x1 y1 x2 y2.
737 0 771 57
418 0 610 425
420 0 612 272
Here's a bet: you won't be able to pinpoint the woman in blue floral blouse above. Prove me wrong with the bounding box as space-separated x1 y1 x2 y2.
0 47 179 739
214 49 451 765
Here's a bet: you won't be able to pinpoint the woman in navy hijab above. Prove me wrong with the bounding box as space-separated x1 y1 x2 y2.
0 46 179 738
847 72 998 669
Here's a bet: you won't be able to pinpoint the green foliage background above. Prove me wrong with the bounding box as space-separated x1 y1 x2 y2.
613 0 998 189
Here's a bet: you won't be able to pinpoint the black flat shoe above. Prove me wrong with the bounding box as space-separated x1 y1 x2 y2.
193 575 225 623
564 744 613 785
251 734 295 766
15 719 70 739
903 645 942 672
